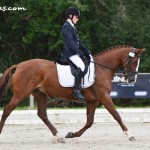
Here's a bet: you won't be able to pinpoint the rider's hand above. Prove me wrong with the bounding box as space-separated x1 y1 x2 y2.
81 55 87 62
85 54 91 61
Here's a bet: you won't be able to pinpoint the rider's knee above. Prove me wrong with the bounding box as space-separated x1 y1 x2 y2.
79 62 85 72
76 67 83 76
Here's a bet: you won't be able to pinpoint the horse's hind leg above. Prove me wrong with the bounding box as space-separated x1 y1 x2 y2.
100 94 135 141
33 90 65 143
0 96 23 133
33 91 57 135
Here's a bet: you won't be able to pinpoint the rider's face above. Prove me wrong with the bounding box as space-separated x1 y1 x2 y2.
72 15 79 24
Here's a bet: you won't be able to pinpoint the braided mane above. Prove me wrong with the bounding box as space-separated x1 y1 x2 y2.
94 45 132 57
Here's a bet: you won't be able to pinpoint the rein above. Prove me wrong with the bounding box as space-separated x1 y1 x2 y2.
89 60 116 71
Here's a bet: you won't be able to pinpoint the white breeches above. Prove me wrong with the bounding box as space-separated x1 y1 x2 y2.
69 55 85 72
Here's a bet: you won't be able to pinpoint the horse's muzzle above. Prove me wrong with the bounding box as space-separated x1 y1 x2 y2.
127 76 136 84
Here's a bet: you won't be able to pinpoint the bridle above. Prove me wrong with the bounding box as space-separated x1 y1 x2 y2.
89 48 140 77
122 48 139 78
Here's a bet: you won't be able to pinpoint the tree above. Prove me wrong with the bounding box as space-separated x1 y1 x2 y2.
0 0 149 107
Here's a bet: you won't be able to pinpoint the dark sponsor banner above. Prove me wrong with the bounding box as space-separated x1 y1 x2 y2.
111 73 150 98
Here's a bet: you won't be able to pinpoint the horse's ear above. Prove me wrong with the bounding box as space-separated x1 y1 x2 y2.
136 48 145 55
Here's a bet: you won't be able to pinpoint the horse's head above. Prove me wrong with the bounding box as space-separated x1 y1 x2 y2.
122 48 145 84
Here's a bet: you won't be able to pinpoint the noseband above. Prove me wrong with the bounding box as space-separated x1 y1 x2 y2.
122 48 139 76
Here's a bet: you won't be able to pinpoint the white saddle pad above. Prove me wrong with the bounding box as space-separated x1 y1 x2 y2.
56 56 95 88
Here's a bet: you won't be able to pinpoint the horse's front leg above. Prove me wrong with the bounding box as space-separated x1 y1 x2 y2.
65 101 98 138
100 93 135 141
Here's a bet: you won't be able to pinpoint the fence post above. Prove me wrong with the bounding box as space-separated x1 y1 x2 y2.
29 95 34 109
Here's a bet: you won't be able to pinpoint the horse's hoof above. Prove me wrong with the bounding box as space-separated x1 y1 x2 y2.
124 130 135 141
58 137 66 143
129 136 136 141
65 132 73 138
52 136 66 143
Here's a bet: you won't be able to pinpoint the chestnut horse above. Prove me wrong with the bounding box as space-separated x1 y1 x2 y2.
0 45 144 143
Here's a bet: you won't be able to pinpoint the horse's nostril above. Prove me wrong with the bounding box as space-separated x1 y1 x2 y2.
129 79 135 84
127 77 136 84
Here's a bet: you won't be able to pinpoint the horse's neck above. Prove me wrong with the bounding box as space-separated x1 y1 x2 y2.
95 52 118 70
94 48 130 72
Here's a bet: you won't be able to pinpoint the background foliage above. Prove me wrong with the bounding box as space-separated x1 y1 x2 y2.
0 0 150 107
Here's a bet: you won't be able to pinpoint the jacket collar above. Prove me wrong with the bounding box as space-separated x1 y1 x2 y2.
67 19 75 28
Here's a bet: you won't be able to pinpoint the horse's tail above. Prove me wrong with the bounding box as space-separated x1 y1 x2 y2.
0 65 17 101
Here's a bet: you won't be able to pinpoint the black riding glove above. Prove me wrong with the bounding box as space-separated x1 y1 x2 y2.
81 55 87 62
85 54 91 62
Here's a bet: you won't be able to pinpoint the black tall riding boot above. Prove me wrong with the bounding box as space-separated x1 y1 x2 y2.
73 68 85 100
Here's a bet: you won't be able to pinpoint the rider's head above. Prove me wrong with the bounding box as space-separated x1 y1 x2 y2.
65 6 80 24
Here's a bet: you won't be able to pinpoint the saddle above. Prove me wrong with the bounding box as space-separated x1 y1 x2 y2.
56 54 77 76
55 54 95 88
56 54 89 77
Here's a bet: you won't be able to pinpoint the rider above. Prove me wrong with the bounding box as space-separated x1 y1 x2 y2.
61 6 91 100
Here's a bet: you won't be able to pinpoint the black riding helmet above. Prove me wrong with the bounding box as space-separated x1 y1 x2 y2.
65 6 80 19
